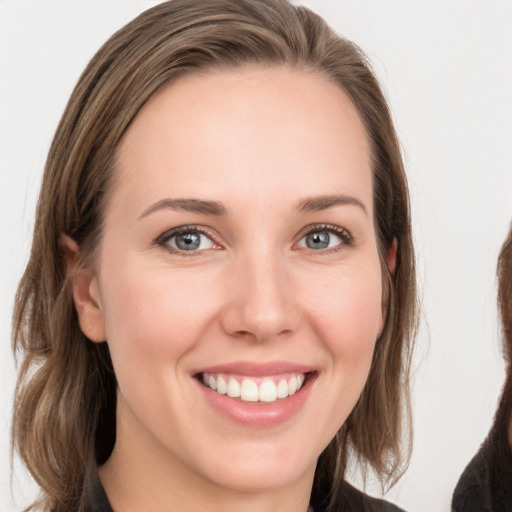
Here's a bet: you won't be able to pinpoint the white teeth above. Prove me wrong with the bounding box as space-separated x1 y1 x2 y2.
240 379 259 402
216 375 227 395
227 378 241 398
288 377 297 395
259 380 277 402
276 379 288 399
202 372 306 402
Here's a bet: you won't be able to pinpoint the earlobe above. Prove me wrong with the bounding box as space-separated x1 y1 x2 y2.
387 238 398 275
59 234 106 343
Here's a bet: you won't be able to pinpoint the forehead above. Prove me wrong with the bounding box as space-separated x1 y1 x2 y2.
111 65 373 217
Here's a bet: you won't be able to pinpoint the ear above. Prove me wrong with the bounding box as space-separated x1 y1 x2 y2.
378 238 398 335
59 234 106 343
387 238 398 275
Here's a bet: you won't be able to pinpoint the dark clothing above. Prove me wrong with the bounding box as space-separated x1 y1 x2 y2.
323 482 406 512
452 393 512 511
81 471 113 512
81 470 404 512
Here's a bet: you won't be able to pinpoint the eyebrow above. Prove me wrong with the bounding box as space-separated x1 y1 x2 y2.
139 194 367 220
297 194 367 215
139 198 227 219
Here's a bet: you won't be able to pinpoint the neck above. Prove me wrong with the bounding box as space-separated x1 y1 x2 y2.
99 449 314 512
99 400 315 512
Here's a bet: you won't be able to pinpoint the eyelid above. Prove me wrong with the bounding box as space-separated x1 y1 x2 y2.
154 223 353 255
294 223 353 251
155 225 223 253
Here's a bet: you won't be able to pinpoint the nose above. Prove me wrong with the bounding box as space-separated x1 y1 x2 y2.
220 250 300 342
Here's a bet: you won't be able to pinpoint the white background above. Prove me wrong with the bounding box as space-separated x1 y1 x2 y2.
1 1 511 511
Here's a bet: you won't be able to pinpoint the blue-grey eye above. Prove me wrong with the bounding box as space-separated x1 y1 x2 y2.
166 231 215 251
299 229 343 250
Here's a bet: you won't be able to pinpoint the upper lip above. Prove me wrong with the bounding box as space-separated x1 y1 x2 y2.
193 361 315 377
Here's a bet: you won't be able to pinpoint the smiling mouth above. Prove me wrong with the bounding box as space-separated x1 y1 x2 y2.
198 372 312 403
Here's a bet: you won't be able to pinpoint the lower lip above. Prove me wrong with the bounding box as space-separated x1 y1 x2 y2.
197 375 315 427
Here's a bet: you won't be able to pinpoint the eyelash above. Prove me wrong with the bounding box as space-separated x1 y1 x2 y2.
295 223 353 255
156 225 221 256
155 223 353 255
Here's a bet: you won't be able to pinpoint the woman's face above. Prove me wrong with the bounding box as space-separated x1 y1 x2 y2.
80 66 387 495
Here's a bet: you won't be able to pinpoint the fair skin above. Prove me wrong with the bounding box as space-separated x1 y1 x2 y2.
67 66 394 512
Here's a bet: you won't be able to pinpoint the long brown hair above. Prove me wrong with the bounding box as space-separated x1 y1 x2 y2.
498 225 512 373
491 224 512 438
12 1 417 510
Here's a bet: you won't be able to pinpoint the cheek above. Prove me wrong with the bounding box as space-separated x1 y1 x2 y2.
98 266 218 378
303 265 383 366
295 263 384 443
96 265 224 438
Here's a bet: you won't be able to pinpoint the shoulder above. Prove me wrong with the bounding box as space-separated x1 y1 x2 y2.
313 482 406 512
347 485 405 512
451 439 492 512
452 431 512 512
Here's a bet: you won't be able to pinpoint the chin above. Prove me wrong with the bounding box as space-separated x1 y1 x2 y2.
195 441 317 493
209 463 309 493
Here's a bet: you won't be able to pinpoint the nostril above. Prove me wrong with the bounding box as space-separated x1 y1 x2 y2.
220 305 299 342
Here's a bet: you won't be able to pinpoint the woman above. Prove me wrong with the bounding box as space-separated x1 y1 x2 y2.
452 225 512 511
11 1 417 511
